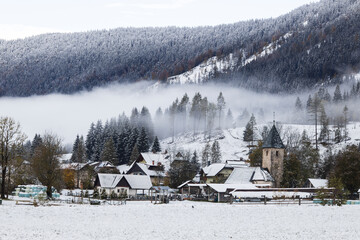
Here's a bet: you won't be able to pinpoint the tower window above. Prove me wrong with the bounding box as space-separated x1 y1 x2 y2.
276 151 279 156
266 150 268 156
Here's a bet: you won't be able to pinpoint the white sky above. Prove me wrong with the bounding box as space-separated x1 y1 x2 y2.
0 0 319 40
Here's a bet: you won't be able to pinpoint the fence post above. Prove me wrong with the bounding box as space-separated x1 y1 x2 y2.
299 198 301 205
263 195 266 205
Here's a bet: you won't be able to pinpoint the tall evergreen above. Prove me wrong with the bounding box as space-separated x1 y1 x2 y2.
137 127 150 153
210 140 221 164
71 135 86 163
129 145 140 165
201 143 211 167
217 92 226 129
100 138 118 165
31 134 43 157
333 84 342 103
151 136 161 153
295 97 302 111
243 114 257 143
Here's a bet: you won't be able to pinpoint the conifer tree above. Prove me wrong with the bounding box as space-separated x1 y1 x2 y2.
201 143 211 167
137 127 150 153
217 92 226 129
31 134 43 157
319 107 329 143
100 138 118 165
129 145 140 165
71 135 86 163
295 97 303 111
243 114 257 143
333 84 342 103
151 136 161 153
85 122 96 160
210 140 221 164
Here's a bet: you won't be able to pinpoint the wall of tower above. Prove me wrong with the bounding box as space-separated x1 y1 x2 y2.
262 148 284 187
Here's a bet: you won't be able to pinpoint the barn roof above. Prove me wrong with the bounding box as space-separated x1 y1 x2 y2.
263 125 285 149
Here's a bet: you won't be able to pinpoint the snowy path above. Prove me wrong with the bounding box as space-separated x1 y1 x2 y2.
0 200 359 239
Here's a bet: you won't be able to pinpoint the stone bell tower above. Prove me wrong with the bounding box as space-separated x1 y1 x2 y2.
262 122 285 187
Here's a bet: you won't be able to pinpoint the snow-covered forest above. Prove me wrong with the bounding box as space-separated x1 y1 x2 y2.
0 0 360 96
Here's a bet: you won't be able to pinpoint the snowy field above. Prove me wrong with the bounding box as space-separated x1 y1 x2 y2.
1 200 359 240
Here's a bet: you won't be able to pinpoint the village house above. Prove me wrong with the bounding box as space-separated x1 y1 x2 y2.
94 173 152 198
200 163 234 183
126 162 166 185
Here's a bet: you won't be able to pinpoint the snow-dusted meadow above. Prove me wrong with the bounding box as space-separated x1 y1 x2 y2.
0 200 359 240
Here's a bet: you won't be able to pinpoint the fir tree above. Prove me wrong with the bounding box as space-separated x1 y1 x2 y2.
85 122 96 160
319 107 329 143
129 145 140 165
31 134 43 157
137 127 150 153
295 97 303 111
201 143 211 167
71 135 86 163
100 138 118 165
217 92 226 129
151 136 161 153
211 140 221 164
333 84 342 103
243 114 257 143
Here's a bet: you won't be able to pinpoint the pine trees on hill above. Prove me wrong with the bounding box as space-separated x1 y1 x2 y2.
129 145 140 165
333 85 342 103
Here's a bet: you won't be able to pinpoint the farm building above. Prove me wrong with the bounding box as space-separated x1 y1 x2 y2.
94 173 152 197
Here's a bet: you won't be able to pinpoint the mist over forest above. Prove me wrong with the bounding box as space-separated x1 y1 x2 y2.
0 80 358 149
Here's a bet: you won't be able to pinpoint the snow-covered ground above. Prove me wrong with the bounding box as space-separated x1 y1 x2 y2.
160 122 360 161
0 200 359 239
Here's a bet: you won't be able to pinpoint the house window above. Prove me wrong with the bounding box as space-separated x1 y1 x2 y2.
117 189 120 193
276 151 279 156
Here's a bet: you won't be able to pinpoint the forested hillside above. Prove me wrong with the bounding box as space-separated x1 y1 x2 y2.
0 0 359 96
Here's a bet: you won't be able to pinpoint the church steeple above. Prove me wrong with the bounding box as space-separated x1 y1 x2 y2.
262 123 285 187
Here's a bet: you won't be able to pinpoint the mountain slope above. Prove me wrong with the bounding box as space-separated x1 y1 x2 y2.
0 0 360 96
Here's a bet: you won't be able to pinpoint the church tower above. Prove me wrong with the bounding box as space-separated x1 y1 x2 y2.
262 124 285 187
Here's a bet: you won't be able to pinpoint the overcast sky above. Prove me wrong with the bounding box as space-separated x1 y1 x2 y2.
0 0 319 40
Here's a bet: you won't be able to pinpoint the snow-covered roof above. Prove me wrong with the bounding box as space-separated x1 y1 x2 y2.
208 184 257 193
224 167 273 184
97 174 123 188
226 160 248 167
117 164 130 174
178 180 192 189
263 125 285 149
140 152 168 166
130 162 166 177
308 178 328 188
124 175 152 190
203 163 232 177
97 173 152 190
